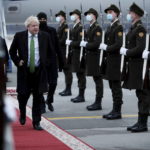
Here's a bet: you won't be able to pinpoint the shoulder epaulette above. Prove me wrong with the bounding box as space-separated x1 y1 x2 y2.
137 23 142 27
79 23 83 27
95 23 99 27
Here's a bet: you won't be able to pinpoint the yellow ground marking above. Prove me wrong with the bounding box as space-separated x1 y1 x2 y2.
48 114 138 120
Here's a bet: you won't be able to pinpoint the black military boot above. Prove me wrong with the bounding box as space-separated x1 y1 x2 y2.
103 110 114 118
106 104 122 120
131 114 148 132
86 97 102 111
71 89 85 103
59 84 72 96
103 104 116 118
127 114 140 131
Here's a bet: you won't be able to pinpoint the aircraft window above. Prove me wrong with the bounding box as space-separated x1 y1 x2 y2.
8 6 18 11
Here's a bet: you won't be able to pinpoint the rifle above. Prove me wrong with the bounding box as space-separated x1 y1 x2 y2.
99 2 104 29
142 34 149 88
118 0 123 25
99 2 105 67
64 6 70 59
49 9 53 22
142 0 149 88
66 29 70 58
79 3 85 61
143 0 148 31
120 33 126 73
119 0 126 73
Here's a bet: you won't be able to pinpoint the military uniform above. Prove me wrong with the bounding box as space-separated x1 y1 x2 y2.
84 8 103 110
56 11 73 96
69 9 86 102
123 21 146 90
102 5 123 120
85 22 102 77
122 3 150 132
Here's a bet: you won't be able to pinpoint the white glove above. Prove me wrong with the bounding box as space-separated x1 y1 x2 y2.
120 47 128 55
142 50 150 59
99 43 107 51
66 40 72 45
80 41 88 47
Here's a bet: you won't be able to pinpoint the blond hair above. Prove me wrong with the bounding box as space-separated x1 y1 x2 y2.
24 16 39 27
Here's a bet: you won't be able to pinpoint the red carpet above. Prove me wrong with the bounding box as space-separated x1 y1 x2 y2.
12 115 71 150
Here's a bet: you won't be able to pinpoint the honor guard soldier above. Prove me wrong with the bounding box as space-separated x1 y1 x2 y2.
120 3 150 132
56 11 73 96
100 5 123 119
66 9 86 103
80 8 103 110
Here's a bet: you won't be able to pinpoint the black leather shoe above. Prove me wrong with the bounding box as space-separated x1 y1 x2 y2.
19 112 26 125
106 112 122 120
33 123 43 131
19 117 26 125
127 122 139 131
87 103 102 111
45 100 54 112
71 96 85 103
48 103 54 112
59 90 72 96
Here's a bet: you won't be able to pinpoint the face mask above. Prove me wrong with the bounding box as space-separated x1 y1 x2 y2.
56 17 61 23
106 14 113 21
39 21 47 29
70 15 77 21
126 14 133 22
86 15 93 22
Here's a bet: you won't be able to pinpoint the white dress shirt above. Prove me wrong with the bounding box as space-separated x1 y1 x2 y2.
28 32 40 67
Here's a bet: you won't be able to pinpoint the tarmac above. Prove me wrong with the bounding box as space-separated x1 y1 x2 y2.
7 66 150 150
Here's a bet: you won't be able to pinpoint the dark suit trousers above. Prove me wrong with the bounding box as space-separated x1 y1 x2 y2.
109 80 123 105
136 89 150 114
17 68 42 124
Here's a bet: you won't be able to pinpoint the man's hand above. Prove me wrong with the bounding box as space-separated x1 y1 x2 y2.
19 60 24 67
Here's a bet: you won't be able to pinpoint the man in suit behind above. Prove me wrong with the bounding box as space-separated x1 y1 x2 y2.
9 16 56 130
37 12 62 113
